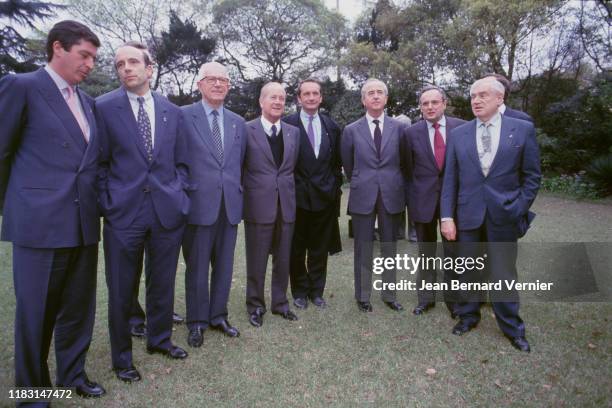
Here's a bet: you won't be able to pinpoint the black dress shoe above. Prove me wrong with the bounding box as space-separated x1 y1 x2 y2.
293 297 308 309
272 309 299 321
249 308 264 327
212 320 240 337
187 327 204 348
508 336 531 352
310 296 327 308
452 319 478 336
114 366 141 383
172 312 184 324
412 302 435 315
75 379 106 398
146 344 188 359
130 323 146 338
384 301 404 312
357 301 373 312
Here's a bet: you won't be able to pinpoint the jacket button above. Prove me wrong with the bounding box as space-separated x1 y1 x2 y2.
62 142 69 148
74 198 79 204
143 187 151 193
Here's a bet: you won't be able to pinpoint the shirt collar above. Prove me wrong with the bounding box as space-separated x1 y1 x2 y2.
261 116 281 135
44 65 72 94
476 112 501 128
366 112 384 125
126 89 153 104
426 115 446 129
201 100 224 116
300 109 319 121
498 103 507 114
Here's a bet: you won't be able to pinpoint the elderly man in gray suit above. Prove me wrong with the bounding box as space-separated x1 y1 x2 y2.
243 82 301 327
341 78 405 313
181 62 247 347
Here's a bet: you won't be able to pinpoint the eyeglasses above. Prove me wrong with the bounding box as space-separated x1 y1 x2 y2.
201 76 230 85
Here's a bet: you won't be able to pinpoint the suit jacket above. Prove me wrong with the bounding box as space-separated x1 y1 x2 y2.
341 114 405 215
0 68 100 248
282 111 342 212
504 106 534 123
95 87 190 230
440 116 541 230
403 116 466 223
242 118 300 224
182 102 247 226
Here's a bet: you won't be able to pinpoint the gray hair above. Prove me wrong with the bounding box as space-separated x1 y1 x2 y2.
197 61 229 81
361 78 388 98
418 85 447 103
470 77 505 96
259 81 286 101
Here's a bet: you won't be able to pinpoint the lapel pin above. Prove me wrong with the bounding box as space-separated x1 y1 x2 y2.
509 134 513 138
163 116 167 122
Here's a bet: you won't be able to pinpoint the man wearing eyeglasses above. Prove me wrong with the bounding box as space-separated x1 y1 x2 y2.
180 62 247 347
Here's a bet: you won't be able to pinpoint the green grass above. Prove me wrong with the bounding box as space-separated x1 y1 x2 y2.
0 190 611 407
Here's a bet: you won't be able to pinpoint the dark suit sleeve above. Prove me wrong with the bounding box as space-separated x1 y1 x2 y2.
518 123 541 214
440 128 458 219
340 126 354 181
0 75 26 213
401 127 414 181
175 111 191 190
95 103 111 195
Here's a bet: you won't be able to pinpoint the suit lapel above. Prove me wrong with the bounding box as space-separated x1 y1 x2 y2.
78 90 96 169
465 121 483 175
280 121 294 169
222 110 237 165
488 116 514 175
152 93 168 162
358 117 377 155
418 120 438 170
114 89 148 161
380 114 394 155
251 119 276 166
191 102 222 165
36 69 87 154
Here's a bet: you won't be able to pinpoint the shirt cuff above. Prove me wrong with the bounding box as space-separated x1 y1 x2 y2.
440 217 453 222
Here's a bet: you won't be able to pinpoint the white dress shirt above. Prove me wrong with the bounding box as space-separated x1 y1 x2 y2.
300 110 322 157
126 90 156 148
366 112 384 139
261 116 281 138
426 115 447 154
498 103 507 115
476 112 502 175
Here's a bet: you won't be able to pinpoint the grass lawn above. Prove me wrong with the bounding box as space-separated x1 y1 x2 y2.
0 190 610 407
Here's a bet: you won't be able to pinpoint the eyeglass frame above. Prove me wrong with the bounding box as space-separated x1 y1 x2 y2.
200 76 230 85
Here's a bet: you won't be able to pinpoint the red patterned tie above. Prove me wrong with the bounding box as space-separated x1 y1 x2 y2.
433 122 445 169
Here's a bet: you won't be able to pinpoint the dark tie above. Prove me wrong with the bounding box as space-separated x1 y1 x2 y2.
271 124 277 139
433 122 445 169
137 96 153 161
373 119 382 157
307 115 315 151
211 110 223 162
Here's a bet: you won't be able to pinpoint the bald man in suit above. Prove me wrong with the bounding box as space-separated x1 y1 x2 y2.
243 82 300 327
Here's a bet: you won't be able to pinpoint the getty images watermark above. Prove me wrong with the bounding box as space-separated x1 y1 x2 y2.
371 253 554 292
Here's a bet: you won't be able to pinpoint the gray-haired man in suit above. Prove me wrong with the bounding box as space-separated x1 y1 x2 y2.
181 62 247 347
341 78 405 313
243 82 301 327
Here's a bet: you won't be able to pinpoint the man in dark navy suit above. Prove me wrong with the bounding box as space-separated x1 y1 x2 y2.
0 20 105 402
181 62 247 347
403 85 465 317
96 41 190 383
485 73 534 123
282 78 342 310
440 77 541 352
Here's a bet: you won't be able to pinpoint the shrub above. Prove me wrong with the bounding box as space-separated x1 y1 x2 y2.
540 173 602 199
585 153 612 195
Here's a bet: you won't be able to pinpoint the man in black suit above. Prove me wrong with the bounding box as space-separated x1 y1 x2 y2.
282 78 342 310
485 73 534 123
403 85 466 317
